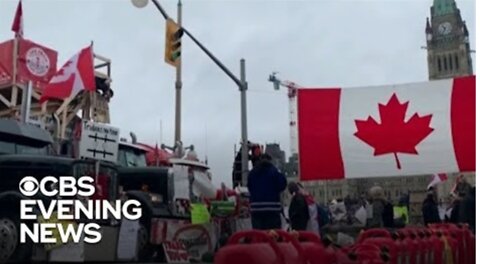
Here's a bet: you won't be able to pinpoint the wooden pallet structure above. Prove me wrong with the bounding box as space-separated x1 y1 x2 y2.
0 37 113 141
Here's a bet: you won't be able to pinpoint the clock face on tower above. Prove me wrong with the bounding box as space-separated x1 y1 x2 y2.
438 22 452 35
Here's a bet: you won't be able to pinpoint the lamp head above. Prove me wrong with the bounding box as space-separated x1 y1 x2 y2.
131 0 149 8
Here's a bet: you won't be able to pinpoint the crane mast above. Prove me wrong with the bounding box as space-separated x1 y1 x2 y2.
268 73 302 156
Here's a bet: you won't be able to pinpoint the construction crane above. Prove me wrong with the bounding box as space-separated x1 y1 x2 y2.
268 72 302 156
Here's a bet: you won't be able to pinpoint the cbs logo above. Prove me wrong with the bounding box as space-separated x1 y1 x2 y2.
19 176 95 197
19 177 39 196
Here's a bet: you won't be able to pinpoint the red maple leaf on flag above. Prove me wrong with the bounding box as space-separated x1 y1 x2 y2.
354 93 434 170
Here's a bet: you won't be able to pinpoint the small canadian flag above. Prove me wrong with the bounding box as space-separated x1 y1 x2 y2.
40 46 95 103
427 173 448 190
11 0 23 38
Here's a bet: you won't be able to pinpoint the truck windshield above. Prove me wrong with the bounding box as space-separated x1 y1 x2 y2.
0 161 74 194
0 140 48 155
118 147 147 167
125 150 147 167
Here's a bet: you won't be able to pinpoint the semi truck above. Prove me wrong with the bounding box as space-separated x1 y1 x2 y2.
0 119 216 262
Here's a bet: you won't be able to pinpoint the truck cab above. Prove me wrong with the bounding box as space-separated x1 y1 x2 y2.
0 119 120 263
0 155 118 263
117 141 148 167
116 141 179 260
0 119 53 155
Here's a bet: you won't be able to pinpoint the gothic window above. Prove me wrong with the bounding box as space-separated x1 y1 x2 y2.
437 57 442 72
455 54 459 69
443 56 448 72
449 54 453 71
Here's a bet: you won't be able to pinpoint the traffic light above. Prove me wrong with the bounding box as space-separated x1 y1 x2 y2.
165 18 183 67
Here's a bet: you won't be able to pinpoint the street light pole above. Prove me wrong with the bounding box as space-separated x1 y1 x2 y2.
174 0 182 144
240 59 249 186
132 0 250 184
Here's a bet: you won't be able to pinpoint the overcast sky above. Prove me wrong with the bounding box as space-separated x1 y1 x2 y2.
0 0 476 187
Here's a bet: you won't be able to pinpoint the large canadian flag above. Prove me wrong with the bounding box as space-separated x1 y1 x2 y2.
40 46 95 103
297 76 475 181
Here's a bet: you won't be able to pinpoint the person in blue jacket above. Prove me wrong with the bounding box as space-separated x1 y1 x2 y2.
247 153 287 230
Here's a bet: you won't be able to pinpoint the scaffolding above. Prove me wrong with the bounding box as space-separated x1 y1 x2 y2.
0 37 113 142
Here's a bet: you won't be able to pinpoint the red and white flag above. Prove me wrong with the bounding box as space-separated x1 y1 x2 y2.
449 174 465 195
40 46 95 103
427 173 448 190
297 76 475 181
11 0 23 38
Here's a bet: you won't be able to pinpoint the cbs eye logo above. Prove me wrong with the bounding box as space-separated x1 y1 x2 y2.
19 177 39 196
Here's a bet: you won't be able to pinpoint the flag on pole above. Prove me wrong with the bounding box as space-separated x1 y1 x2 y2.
297 76 475 181
155 143 160 166
11 0 24 38
427 173 448 190
449 174 465 196
40 46 95 103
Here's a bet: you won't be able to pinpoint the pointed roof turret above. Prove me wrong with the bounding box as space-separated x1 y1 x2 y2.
462 21 469 36
425 18 433 33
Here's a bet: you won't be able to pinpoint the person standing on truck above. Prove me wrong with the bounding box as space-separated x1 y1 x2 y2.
248 154 287 230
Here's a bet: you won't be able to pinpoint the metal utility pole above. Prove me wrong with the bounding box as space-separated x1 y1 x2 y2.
240 59 249 186
132 0 251 182
20 81 32 123
174 0 182 144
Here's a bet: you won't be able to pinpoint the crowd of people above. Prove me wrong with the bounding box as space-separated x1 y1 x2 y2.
246 154 476 235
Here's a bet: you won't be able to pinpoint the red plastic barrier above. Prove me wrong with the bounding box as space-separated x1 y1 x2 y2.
462 227 475 264
391 231 412 264
445 234 459 264
215 230 284 264
429 230 449 264
403 228 430 264
412 229 428 264
431 228 460 264
420 228 438 264
295 231 337 264
363 237 400 264
272 230 307 264
430 224 466 264
455 224 474 264
348 243 388 264
421 229 441 264
397 229 423 264
357 228 391 243
217 226 474 264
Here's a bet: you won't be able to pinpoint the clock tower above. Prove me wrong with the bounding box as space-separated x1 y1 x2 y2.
425 0 473 80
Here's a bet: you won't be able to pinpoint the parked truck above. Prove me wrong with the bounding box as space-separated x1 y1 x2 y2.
0 119 216 262
0 157 120 262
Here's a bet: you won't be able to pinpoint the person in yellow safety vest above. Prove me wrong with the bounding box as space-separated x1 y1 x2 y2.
393 198 409 227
